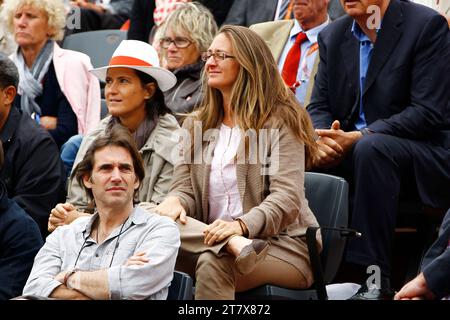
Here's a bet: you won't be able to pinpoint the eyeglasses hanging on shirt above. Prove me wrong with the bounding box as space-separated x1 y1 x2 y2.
73 216 132 269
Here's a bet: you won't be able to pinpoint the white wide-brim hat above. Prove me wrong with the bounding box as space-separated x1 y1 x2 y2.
90 40 176 92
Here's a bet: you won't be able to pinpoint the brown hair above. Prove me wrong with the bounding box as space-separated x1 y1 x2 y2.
195 25 318 169
72 124 145 205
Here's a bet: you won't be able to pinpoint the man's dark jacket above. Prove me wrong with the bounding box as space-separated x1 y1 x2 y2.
307 0 450 207
309 0 449 142
0 108 66 237
0 180 43 299
421 209 450 299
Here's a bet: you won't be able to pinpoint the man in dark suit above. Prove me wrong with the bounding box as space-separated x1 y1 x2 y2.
0 54 66 237
0 141 43 300
307 0 450 299
224 0 344 27
395 208 450 300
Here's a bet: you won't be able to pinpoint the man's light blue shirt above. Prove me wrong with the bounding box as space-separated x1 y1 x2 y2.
23 206 180 300
351 21 377 130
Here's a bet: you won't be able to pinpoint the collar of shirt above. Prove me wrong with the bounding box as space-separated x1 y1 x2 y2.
74 206 148 239
290 18 330 44
351 20 382 43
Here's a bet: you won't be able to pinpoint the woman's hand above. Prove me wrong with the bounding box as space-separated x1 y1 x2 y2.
154 196 187 224
48 203 83 232
40 116 57 130
203 219 243 246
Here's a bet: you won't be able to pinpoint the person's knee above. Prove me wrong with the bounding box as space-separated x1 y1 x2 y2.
353 133 402 164
195 252 233 279
353 134 384 158
195 252 235 299
353 133 412 167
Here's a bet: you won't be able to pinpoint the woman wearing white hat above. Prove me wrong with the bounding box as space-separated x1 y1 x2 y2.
48 40 180 231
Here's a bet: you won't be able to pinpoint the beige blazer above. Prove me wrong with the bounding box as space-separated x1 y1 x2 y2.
250 20 320 107
168 116 321 277
67 113 180 208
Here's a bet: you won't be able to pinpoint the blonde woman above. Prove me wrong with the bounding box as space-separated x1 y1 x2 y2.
2 0 100 148
154 25 320 299
157 2 217 118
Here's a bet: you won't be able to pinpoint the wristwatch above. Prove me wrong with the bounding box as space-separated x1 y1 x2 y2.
360 128 372 136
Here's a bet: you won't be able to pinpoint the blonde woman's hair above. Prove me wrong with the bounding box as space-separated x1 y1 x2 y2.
159 1 218 54
2 0 66 41
195 25 318 169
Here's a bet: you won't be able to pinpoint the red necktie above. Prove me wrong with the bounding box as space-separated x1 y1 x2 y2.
282 32 308 89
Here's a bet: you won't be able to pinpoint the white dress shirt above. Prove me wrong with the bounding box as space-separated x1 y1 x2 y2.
208 124 243 224
278 19 329 105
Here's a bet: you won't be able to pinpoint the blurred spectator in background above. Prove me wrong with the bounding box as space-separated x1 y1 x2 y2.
2 0 100 149
128 1 230 44
225 0 343 27
199 1 235 26
0 0 17 55
128 0 190 51
251 0 329 106
158 2 217 120
70 0 134 33
0 53 66 237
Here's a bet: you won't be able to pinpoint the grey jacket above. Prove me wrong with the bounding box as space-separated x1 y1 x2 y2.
164 61 204 120
67 113 180 208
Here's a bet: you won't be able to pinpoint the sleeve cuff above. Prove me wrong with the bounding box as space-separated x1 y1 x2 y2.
42 279 64 298
423 259 449 299
107 266 122 300
239 211 263 239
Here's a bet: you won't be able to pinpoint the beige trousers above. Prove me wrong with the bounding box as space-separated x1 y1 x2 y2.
176 217 309 300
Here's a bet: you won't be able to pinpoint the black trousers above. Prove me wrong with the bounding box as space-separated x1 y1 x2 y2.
319 133 450 277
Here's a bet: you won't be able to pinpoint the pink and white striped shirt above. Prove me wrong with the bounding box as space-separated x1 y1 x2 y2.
153 0 190 26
